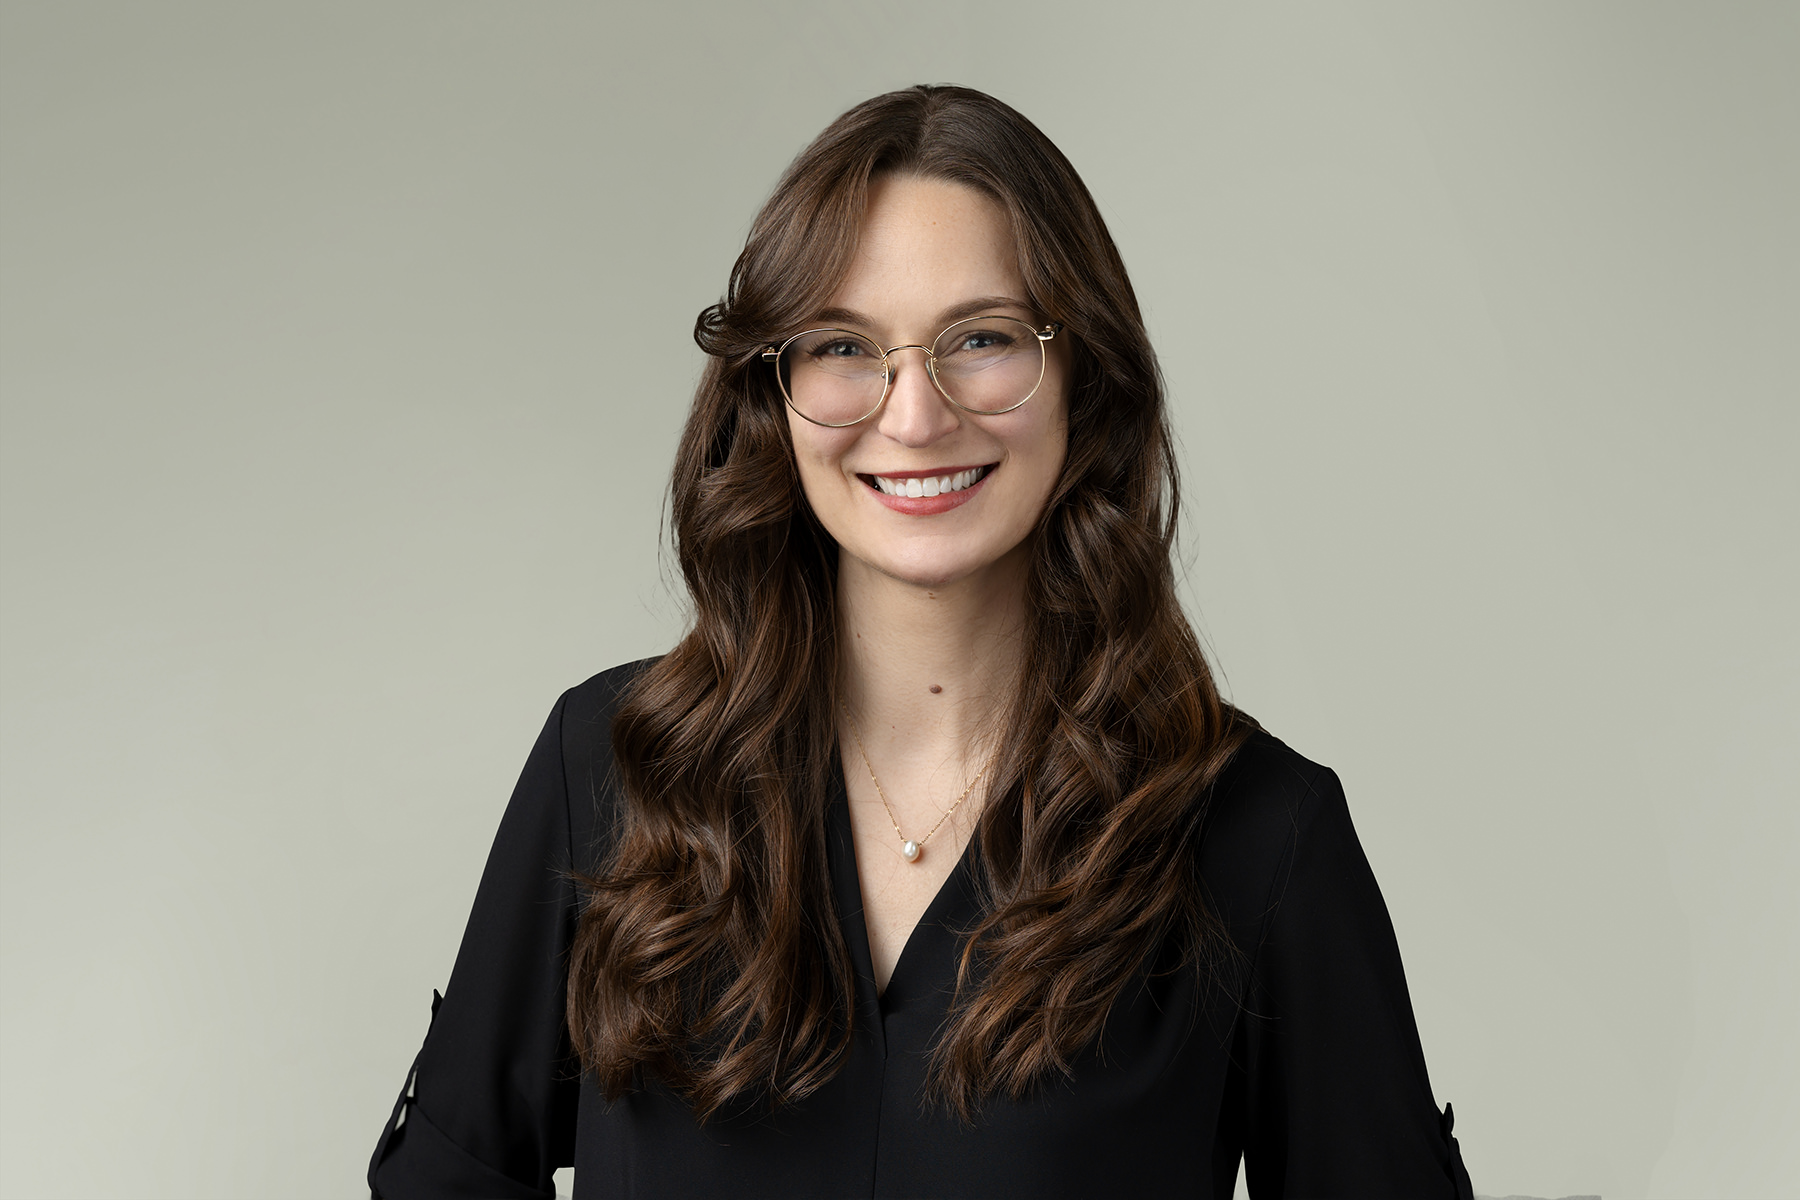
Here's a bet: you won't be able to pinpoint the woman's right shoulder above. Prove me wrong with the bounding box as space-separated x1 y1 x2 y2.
555 656 662 743
550 656 662 873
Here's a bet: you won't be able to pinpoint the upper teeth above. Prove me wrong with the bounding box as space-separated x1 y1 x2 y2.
873 468 984 498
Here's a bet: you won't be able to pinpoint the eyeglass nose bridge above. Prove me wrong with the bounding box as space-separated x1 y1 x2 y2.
880 343 934 363
875 343 955 409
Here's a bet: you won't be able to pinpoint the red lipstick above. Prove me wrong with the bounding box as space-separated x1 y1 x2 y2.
861 464 995 516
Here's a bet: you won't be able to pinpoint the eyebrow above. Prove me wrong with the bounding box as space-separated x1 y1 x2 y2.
810 295 1036 333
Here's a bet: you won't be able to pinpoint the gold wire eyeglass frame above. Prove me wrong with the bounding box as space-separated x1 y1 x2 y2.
761 316 1063 428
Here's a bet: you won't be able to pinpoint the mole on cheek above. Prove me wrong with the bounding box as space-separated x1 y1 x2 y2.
929 685 942 694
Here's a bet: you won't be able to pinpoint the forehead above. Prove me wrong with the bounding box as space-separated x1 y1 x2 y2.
825 175 1027 328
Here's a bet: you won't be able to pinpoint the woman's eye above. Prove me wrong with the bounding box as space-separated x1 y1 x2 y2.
816 340 866 359
957 331 1011 352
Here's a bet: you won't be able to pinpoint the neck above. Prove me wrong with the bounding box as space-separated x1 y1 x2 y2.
836 546 1030 761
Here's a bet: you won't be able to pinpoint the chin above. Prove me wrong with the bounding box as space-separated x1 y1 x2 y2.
883 562 974 590
848 549 963 590
856 536 1032 592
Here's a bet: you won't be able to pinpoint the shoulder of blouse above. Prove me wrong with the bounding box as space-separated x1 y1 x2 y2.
1194 724 1352 965
1198 727 1473 1198
554 657 661 877
1195 734 1375 1007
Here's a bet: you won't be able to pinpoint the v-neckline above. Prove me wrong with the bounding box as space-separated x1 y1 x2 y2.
825 760 982 1041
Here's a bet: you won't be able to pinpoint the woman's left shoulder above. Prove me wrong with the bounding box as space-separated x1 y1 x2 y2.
1195 721 1362 931
1204 721 1351 844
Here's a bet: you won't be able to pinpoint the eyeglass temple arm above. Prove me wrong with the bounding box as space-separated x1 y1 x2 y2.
761 346 779 362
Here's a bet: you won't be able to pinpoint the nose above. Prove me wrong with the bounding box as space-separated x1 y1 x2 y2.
875 346 960 447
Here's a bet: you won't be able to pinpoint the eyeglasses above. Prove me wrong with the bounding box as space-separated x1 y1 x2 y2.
762 315 1062 428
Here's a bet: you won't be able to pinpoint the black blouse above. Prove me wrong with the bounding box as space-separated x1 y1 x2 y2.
369 662 1475 1198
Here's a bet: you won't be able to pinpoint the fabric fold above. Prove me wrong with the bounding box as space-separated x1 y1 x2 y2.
372 1091 553 1200
369 988 552 1200
368 988 441 1195
1442 1102 1475 1200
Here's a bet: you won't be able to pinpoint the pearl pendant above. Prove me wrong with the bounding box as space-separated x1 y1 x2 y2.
901 839 920 862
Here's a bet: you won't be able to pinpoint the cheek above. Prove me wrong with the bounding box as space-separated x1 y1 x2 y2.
785 419 861 505
1014 402 1070 526
1025 396 1070 484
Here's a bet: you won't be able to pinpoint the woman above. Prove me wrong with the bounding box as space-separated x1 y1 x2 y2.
369 85 1474 1199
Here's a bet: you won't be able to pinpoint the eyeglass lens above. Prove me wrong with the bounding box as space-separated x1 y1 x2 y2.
777 316 1045 427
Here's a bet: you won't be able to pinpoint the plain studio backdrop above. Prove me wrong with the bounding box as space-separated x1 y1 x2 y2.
1 4 1794 1198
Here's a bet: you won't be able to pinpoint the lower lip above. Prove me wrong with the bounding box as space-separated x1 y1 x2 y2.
865 469 992 515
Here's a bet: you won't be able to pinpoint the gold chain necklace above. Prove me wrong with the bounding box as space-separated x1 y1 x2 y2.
842 704 994 864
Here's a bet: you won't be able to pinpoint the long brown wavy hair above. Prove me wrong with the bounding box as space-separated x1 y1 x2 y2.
567 84 1253 1121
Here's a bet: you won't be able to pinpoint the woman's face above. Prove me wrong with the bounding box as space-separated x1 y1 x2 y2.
785 174 1069 593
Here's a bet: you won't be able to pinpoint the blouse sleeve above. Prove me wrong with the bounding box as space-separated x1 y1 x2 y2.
1237 765 1475 1199
368 690 582 1199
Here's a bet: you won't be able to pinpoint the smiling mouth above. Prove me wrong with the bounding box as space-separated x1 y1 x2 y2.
860 464 995 498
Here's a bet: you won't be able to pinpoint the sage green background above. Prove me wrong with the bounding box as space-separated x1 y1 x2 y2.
2 4 1794 1198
